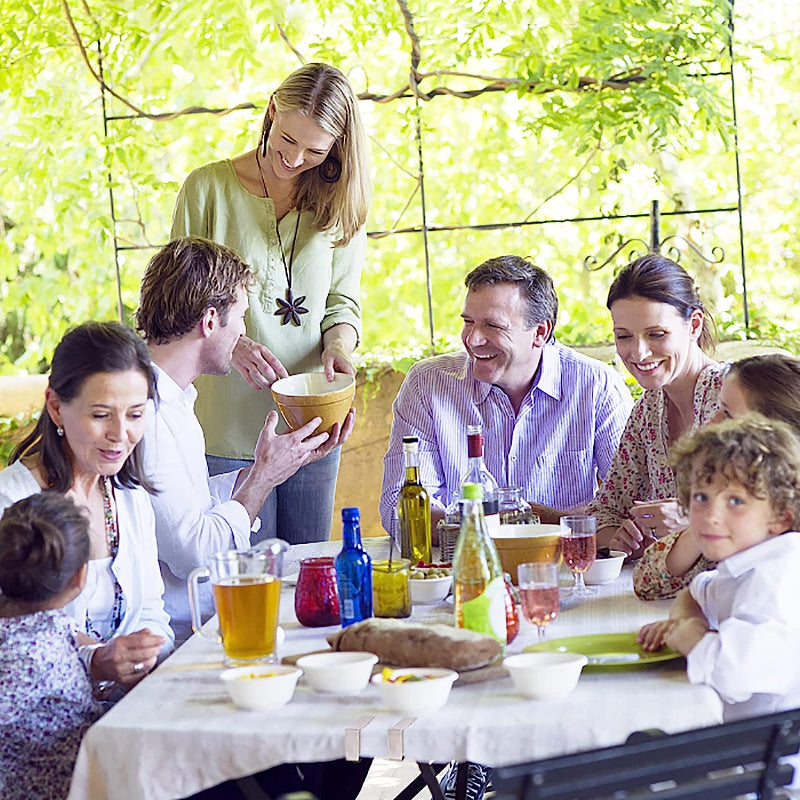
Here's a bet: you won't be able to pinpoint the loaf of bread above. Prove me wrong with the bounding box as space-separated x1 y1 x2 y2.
326 618 502 671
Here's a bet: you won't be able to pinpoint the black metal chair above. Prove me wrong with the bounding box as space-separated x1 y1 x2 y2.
492 707 800 800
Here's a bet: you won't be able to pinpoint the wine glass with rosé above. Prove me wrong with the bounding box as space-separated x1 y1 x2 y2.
518 562 560 639
560 515 597 597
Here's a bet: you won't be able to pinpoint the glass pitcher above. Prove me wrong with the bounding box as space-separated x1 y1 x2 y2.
188 539 289 665
498 487 539 525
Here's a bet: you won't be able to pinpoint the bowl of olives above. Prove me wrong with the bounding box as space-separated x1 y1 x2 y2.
408 563 452 604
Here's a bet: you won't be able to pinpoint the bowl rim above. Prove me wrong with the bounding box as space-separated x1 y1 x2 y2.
370 667 459 685
408 574 453 585
271 372 355 397
503 652 589 669
220 664 302 683
295 651 379 670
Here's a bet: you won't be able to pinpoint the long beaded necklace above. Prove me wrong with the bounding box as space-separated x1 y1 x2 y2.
255 148 309 327
84 476 124 641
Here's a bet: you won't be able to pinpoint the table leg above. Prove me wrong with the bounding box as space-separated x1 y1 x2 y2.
391 762 448 800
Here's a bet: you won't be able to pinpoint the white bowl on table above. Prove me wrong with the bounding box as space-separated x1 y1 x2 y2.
295 651 378 694
371 667 458 715
220 665 302 711
584 550 626 585
409 574 452 604
503 652 588 700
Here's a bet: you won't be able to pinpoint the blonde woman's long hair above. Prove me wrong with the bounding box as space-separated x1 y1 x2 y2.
262 62 371 247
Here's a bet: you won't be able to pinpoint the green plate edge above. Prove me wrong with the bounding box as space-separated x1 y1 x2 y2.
523 632 683 672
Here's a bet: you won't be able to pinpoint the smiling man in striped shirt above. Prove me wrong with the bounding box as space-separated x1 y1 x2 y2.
380 254 633 532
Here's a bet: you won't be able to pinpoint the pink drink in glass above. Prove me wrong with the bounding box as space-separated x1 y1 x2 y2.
561 534 596 574
520 586 560 627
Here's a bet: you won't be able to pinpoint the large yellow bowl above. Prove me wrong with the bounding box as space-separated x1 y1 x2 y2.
270 372 355 436
491 524 562 584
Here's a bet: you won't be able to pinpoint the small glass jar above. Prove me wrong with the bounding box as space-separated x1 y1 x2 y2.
498 487 539 525
372 558 411 618
294 557 340 627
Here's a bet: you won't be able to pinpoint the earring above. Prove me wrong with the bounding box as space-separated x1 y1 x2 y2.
56 426 64 438
319 156 341 183
261 129 268 158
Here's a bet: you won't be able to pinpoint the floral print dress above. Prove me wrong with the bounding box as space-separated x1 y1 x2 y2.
0 610 102 800
587 362 727 598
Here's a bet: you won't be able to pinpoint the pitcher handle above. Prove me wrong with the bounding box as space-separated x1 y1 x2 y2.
187 566 220 641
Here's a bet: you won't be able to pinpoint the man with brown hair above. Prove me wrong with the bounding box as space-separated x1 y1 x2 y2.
136 236 353 643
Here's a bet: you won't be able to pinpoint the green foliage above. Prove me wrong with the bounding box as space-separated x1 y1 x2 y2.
2 0 800 377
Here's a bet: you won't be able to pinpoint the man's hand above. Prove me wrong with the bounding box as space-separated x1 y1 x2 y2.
232 335 288 389
251 411 331 485
90 629 165 685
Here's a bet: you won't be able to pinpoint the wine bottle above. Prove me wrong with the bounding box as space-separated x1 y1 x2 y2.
397 435 432 564
334 507 373 627
452 482 507 647
462 425 500 531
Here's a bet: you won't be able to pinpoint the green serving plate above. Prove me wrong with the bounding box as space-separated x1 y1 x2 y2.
523 632 683 672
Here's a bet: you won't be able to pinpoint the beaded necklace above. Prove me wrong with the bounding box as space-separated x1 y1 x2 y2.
84 476 124 641
255 148 308 326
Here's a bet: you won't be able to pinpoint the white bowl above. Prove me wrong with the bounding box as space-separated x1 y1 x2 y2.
371 667 458 715
409 575 452 604
584 550 626 585
220 665 302 710
295 651 378 694
503 652 587 700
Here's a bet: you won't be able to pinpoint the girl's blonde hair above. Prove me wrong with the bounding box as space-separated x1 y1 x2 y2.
671 413 800 530
262 62 371 247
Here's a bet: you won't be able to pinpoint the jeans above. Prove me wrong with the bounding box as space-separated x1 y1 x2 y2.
207 448 341 545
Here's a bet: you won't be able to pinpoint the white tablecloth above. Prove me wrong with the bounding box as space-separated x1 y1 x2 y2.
68 538 722 800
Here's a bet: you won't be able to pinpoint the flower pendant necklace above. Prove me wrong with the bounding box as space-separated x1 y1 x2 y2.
255 149 308 327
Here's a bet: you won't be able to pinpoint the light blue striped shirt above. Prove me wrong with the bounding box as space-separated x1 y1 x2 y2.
380 344 633 529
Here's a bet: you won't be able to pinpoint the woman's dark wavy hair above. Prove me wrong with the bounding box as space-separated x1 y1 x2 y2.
606 253 716 353
11 321 157 494
0 492 90 603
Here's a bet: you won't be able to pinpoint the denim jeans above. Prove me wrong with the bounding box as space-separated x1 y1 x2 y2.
207 448 341 545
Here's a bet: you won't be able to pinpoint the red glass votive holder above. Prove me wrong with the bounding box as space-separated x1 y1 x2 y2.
294 557 341 627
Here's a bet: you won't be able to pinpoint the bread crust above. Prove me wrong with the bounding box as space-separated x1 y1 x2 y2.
327 618 502 670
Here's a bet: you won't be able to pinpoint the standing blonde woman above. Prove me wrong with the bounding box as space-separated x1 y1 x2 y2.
171 62 371 545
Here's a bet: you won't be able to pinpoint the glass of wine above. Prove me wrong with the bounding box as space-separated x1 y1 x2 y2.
560 514 597 597
518 562 560 638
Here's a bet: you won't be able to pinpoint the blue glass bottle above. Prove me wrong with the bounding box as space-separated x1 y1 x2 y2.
335 507 373 627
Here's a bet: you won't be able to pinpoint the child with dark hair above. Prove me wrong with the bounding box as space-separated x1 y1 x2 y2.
0 493 102 800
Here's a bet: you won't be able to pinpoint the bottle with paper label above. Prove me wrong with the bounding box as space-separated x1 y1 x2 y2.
452 482 507 648
398 435 432 564
335 507 372 627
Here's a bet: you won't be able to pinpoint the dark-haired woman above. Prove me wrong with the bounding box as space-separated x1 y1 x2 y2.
172 62 371 545
0 493 103 800
0 321 173 694
588 254 727 555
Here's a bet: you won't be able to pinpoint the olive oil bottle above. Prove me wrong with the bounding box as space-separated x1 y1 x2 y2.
397 435 432 564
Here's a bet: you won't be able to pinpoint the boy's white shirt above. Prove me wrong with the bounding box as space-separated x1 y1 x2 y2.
687 530 800 720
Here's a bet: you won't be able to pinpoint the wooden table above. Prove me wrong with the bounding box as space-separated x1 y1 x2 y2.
68 538 722 800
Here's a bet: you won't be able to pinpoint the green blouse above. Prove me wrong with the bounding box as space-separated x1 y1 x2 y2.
171 159 364 459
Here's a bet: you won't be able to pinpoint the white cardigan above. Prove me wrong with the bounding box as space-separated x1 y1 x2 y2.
0 461 174 654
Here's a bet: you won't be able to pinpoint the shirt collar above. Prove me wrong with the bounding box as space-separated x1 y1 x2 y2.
153 363 198 410
719 531 800 577
465 342 560 406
